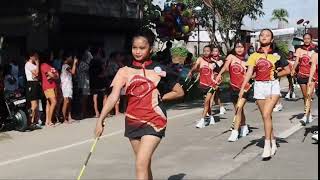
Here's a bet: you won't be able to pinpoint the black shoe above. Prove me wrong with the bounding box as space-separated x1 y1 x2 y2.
29 123 42 130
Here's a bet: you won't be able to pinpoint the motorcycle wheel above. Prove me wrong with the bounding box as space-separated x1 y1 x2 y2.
14 110 28 132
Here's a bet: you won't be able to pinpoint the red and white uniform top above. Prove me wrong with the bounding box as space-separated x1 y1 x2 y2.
296 44 317 78
225 54 251 92
111 60 178 133
198 56 222 89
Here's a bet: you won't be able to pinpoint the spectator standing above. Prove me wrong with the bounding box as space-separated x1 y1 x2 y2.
25 51 42 129
52 49 64 73
89 48 107 118
40 51 59 127
77 47 93 119
61 52 78 123
106 52 125 115
161 41 173 65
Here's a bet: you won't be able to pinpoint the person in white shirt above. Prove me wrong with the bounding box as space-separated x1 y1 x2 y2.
60 52 78 123
25 51 42 129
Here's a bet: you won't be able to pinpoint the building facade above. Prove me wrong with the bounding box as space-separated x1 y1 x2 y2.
0 0 142 64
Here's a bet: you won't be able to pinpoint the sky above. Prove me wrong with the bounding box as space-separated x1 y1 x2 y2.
152 0 318 29
242 0 318 29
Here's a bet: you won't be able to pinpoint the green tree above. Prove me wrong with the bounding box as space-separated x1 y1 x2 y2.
270 8 289 29
275 41 289 58
142 0 264 55
198 0 265 54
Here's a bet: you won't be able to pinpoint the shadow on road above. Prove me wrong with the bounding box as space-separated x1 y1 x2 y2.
290 113 305 120
232 136 288 159
168 173 186 180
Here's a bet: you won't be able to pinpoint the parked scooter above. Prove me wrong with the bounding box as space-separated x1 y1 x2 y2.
0 90 28 131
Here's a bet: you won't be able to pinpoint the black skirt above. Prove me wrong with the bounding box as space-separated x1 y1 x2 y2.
26 81 41 101
124 120 166 139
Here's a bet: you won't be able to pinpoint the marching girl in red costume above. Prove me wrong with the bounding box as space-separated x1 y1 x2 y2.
216 41 252 142
94 29 184 180
292 33 317 124
211 48 227 115
285 51 297 99
187 45 222 128
239 29 290 160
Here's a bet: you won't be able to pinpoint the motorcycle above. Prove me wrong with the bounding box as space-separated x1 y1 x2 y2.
0 90 28 132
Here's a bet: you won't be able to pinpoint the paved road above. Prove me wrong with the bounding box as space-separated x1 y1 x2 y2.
0 86 318 179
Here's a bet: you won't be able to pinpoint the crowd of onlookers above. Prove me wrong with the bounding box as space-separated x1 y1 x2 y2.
0 41 188 131
0 47 136 130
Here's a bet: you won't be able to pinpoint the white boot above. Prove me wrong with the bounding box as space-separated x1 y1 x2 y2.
228 130 239 142
273 103 283 112
240 125 249 137
196 118 206 128
271 139 277 156
307 114 313 123
209 116 216 125
285 92 290 99
262 140 272 159
219 106 226 115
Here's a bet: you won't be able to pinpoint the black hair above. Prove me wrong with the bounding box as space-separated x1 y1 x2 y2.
39 49 52 64
132 28 156 47
26 50 38 59
260 28 274 39
303 33 313 39
259 28 275 50
62 51 73 61
204 45 212 51
230 40 246 56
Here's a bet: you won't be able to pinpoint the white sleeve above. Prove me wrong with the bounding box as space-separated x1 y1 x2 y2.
25 63 32 72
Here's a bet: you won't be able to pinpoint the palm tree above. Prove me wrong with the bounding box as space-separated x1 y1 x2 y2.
271 9 289 29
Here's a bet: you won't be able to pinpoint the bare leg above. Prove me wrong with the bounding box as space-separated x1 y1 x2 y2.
62 97 69 123
134 135 161 180
30 100 39 124
68 98 73 122
47 97 57 126
202 93 214 118
45 100 50 126
288 76 294 95
256 96 279 141
115 100 120 116
300 84 308 105
234 98 247 130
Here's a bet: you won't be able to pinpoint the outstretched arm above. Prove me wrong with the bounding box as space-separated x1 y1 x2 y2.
187 58 201 78
216 57 231 82
94 69 125 137
239 66 254 98
71 58 78 75
308 53 318 84
291 50 300 76
162 83 184 101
